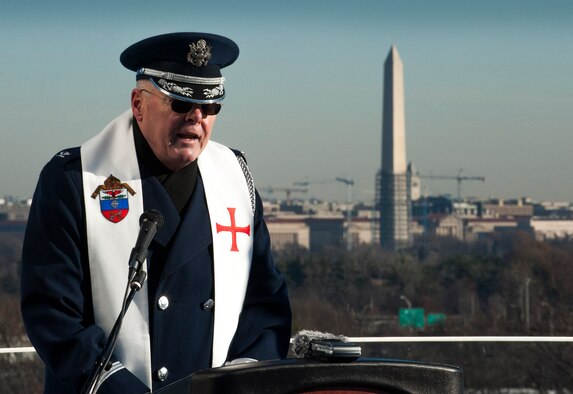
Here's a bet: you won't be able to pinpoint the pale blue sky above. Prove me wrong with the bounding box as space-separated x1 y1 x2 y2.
1 0 572 203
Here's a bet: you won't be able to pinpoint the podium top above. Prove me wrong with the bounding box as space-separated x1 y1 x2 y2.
156 358 463 394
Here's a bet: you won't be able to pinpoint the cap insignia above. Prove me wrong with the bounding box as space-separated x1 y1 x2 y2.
187 39 212 67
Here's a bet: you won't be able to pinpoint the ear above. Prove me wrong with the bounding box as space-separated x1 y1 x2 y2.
131 88 144 122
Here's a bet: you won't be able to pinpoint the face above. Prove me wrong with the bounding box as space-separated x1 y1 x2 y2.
131 85 217 171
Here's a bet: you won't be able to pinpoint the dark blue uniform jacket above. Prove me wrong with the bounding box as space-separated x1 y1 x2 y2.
20 146 291 393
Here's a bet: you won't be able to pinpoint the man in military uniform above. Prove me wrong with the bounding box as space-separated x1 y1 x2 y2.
21 32 291 393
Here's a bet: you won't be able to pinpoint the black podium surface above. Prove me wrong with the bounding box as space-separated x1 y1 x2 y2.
156 358 464 394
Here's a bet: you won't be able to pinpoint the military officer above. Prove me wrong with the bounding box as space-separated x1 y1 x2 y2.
21 32 292 393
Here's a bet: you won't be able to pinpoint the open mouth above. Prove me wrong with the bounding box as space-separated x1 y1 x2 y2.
176 132 200 141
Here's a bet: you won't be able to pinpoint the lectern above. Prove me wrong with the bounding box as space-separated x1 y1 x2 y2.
156 358 463 393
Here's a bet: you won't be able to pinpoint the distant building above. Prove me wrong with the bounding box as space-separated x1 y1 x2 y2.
0 198 31 222
425 214 464 240
0 198 30 234
412 196 536 242
532 201 573 219
307 217 344 252
413 197 480 218
348 217 377 246
479 198 534 218
378 46 411 250
264 213 344 253
530 219 573 241
263 200 379 252
265 216 310 250
408 163 421 202
6 192 573 248
463 218 519 242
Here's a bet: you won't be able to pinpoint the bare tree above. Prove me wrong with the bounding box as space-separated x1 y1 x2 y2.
0 294 43 394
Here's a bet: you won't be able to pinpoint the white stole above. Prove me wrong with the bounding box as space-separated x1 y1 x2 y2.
81 110 253 388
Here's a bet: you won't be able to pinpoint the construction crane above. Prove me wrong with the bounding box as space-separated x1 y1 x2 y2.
335 177 354 250
419 169 485 201
293 179 332 187
292 179 336 201
264 187 307 204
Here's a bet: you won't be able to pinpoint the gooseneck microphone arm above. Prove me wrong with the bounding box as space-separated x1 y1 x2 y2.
81 210 164 394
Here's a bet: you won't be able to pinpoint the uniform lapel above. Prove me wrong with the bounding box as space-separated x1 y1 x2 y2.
141 175 180 247
159 176 212 279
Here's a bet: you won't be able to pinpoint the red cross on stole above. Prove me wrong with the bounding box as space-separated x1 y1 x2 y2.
216 207 251 252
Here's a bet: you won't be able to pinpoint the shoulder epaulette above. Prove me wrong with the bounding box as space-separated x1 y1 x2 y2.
52 147 80 161
231 148 247 163
46 147 81 170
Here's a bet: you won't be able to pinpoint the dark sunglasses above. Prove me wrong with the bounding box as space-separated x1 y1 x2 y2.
140 89 222 115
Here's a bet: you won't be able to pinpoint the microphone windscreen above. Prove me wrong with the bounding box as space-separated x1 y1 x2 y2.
291 330 347 358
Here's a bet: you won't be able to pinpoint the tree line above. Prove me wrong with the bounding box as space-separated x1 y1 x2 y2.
2 230 573 392
0 233 43 394
274 231 573 392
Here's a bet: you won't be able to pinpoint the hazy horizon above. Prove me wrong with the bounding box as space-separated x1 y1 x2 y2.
1 0 572 204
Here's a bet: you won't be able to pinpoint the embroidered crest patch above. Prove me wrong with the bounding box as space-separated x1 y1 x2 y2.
91 174 136 223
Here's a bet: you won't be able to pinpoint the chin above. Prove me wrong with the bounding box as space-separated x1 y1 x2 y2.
174 148 200 162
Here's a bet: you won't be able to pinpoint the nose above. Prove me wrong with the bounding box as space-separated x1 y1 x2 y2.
185 106 204 123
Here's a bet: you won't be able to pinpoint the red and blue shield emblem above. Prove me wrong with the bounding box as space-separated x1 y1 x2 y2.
99 188 130 223
91 174 136 223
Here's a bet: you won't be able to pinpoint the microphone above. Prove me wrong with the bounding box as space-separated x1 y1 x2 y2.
291 330 361 362
128 210 165 273
81 210 164 394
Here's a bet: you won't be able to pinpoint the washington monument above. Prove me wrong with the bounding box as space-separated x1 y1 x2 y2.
379 45 412 250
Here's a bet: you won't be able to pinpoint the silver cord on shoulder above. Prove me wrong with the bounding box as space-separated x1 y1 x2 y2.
236 155 256 214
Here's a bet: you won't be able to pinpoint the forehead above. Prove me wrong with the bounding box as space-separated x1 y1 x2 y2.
141 86 171 103
142 91 174 116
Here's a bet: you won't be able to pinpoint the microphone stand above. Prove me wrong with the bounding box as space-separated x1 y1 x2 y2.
80 267 147 394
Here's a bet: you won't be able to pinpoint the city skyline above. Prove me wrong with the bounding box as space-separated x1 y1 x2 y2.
1 1 572 204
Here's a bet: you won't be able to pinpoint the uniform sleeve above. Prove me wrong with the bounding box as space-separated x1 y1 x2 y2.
20 153 149 393
226 191 292 361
